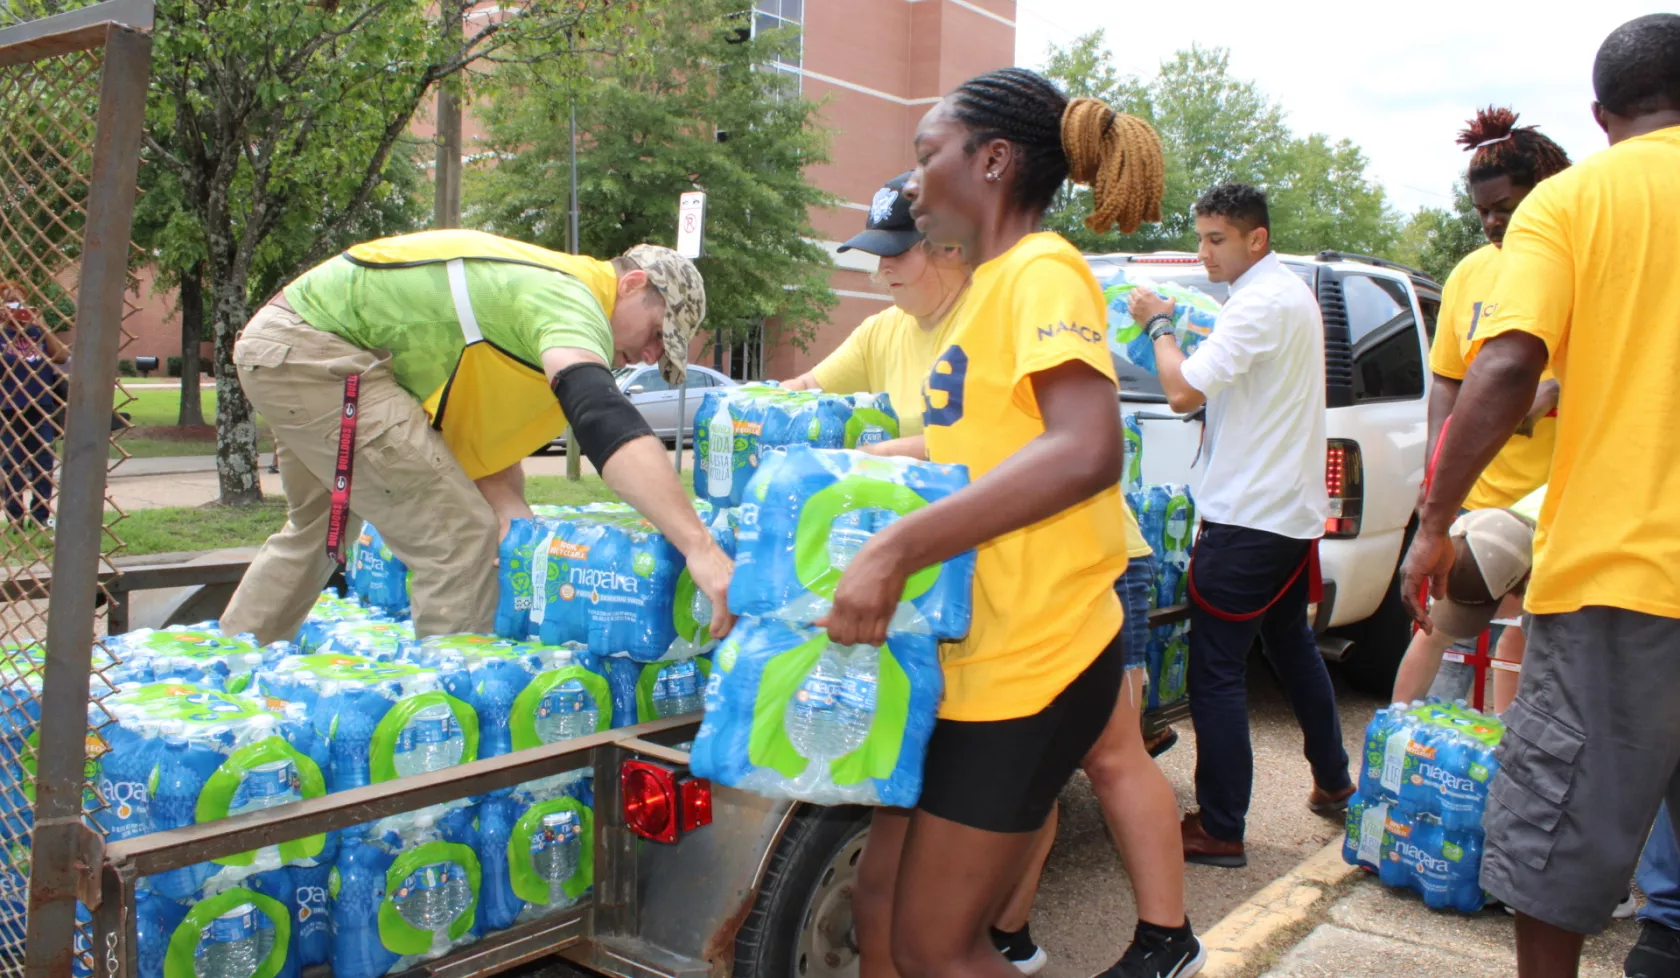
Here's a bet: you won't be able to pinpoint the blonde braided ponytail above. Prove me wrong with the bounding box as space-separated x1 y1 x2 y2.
1061 97 1165 235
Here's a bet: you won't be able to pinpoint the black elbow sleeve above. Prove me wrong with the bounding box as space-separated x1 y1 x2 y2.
551 362 655 472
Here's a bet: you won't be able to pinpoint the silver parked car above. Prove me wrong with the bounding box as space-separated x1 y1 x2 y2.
548 364 737 449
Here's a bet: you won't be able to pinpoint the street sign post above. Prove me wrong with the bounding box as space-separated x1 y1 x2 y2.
675 191 706 474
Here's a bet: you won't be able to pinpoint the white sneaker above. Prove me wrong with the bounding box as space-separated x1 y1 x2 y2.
1614 892 1640 920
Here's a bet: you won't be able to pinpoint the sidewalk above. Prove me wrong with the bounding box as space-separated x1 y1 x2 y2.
1204 842 1642 978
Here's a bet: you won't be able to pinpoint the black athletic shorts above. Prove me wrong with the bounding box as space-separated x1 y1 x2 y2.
917 632 1124 833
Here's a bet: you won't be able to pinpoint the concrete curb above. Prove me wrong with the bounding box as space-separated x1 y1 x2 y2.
1198 840 1362 978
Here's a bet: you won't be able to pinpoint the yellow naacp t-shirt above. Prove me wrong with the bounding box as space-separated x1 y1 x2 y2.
923 232 1130 721
1429 243 1557 510
1472 125 1680 618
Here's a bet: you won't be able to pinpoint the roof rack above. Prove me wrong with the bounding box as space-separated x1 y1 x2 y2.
1316 250 1439 286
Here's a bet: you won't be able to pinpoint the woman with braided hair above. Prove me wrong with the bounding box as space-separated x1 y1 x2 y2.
1391 106 1572 714
818 67 1202 978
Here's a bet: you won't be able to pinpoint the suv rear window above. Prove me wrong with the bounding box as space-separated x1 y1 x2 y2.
1086 258 1316 399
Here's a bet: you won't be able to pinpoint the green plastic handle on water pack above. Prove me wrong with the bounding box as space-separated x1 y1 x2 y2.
163 888 291 978
827 641 909 787
1162 492 1193 553
507 796 595 905
369 692 480 784
844 408 902 449
672 569 706 645
196 736 329 867
636 657 713 722
508 667 614 751
795 476 939 602
378 842 481 955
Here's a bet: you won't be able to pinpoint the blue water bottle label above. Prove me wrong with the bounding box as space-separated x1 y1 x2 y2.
206 905 258 944
234 765 296 807
531 810 579 854
399 715 454 752
840 675 876 713
798 676 839 709
539 680 590 717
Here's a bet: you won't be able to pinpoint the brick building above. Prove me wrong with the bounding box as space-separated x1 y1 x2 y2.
118 0 1018 381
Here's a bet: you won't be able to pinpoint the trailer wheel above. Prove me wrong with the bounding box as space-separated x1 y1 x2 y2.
733 805 871 978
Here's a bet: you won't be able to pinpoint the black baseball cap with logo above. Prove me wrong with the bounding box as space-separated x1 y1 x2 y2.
836 171 924 257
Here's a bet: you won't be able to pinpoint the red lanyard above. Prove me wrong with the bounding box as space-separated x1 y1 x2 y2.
325 373 361 563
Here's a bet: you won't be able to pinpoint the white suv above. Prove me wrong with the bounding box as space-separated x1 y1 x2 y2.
1091 250 1443 695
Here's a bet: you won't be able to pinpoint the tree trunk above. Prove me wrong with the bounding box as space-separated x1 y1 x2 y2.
211 276 262 506
177 262 206 427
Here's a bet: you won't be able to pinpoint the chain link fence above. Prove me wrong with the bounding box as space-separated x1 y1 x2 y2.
0 2 151 976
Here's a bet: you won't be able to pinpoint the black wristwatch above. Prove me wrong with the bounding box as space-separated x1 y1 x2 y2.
1146 314 1176 342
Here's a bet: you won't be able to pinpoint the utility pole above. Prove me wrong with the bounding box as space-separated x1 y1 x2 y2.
433 1 463 228
564 25 584 481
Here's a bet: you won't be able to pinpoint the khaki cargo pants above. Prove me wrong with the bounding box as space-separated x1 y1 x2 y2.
218 301 498 644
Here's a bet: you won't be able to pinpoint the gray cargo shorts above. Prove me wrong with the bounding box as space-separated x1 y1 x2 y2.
1481 606 1680 933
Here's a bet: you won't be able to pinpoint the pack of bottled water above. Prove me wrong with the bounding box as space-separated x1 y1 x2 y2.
1101 268 1223 376
1343 699 1505 912
402 636 615 758
93 682 332 901
296 588 378 652
253 654 476 798
602 654 709 725
692 384 903 509
477 774 595 932
347 524 412 618
691 617 941 807
131 862 333 978
332 805 482 978
1144 620 1189 709
105 624 288 694
493 501 732 661
729 446 974 640
310 618 417 661
1123 413 1144 491
1128 484 1196 609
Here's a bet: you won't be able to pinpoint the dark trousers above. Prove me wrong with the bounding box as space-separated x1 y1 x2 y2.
1187 520 1351 841
2 403 55 524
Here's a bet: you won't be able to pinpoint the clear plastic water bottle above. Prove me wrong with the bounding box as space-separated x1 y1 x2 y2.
228 758 299 817
835 645 876 756
393 702 463 777
827 511 873 571
534 679 598 743
691 584 714 636
786 648 845 760
654 660 704 717
193 902 268 978
707 408 734 497
530 809 581 905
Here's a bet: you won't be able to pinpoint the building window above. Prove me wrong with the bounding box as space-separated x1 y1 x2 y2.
752 0 802 97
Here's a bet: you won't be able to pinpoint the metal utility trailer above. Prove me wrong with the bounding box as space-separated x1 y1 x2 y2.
71 556 1190 978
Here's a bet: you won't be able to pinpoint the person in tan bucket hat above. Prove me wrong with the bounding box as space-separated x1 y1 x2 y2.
218 229 730 647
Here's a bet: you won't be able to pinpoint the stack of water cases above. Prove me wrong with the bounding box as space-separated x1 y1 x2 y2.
59 606 616 978
346 525 412 619
1342 700 1505 912
692 382 903 509
1125 481 1197 710
691 446 973 807
1101 268 1223 376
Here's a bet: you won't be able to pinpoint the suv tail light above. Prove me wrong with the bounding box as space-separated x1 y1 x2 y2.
621 759 713 844
1325 439 1363 538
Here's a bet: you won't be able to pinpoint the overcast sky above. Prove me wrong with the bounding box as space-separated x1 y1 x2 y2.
1011 0 1659 215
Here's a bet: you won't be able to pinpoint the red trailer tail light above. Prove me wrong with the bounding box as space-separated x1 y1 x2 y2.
621 760 713 843
1325 439 1364 538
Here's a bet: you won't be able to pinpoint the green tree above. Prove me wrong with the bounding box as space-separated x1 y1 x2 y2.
1041 34 1401 258
142 0 622 505
1396 180 1484 282
468 0 838 355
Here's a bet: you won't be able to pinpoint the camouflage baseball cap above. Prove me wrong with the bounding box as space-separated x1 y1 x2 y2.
623 243 707 385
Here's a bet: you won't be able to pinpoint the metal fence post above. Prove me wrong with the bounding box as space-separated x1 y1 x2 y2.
22 14 151 978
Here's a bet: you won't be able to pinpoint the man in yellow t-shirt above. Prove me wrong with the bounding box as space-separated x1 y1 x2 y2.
1399 107 1570 714
1401 14 1680 973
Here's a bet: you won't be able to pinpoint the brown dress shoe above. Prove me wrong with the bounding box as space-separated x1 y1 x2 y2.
1181 811 1247 868
1308 783 1356 816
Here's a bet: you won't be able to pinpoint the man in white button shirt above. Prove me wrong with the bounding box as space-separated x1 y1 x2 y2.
1128 183 1352 869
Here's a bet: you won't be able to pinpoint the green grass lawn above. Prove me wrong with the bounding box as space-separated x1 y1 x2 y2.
1 473 685 565
115 386 219 428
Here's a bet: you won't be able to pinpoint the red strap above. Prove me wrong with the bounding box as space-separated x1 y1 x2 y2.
1188 532 1322 622
325 373 361 563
